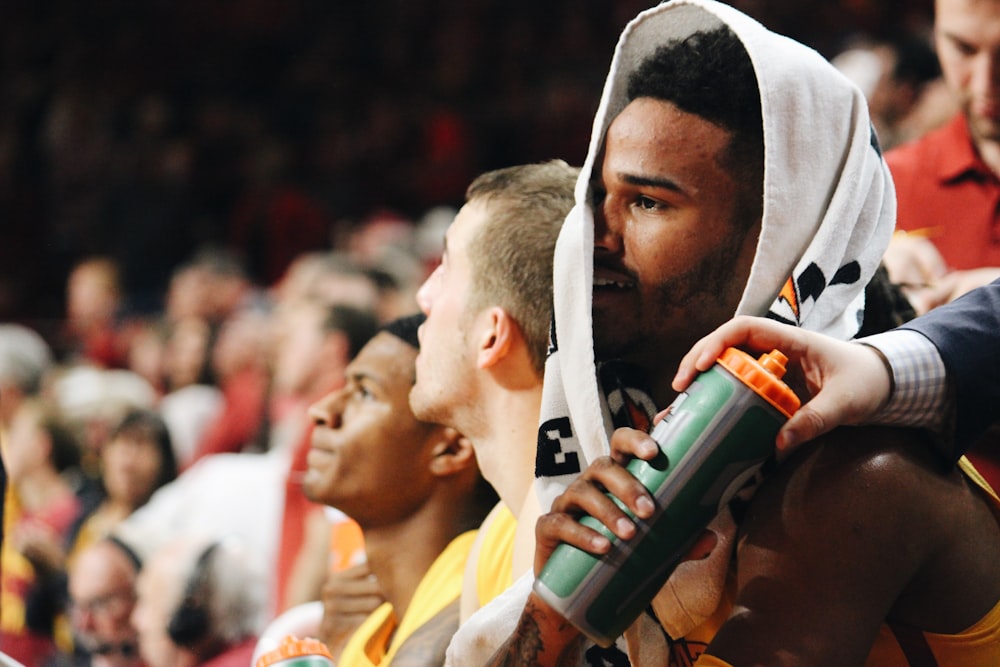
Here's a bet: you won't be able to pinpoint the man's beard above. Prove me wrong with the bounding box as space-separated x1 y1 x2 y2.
593 235 748 365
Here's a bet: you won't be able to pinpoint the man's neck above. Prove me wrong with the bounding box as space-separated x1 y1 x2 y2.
361 511 465 621
475 384 543 516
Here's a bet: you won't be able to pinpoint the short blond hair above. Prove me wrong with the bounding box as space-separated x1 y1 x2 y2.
465 160 579 375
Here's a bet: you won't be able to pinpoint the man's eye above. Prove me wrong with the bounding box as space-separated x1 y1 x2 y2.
351 384 374 401
636 195 660 210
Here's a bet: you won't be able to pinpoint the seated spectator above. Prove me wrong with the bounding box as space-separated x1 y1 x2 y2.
131 536 267 667
65 537 144 667
67 409 178 561
1 400 83 664
185 309 271 465
157 315 224 467
60 257 132 370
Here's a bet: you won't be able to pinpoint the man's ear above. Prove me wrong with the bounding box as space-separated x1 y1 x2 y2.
428 427 477 477
476 307 517 370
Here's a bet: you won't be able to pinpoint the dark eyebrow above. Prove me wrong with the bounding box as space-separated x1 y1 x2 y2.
621 173 684 193
346 369 381 390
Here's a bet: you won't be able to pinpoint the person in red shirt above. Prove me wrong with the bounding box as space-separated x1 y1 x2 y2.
884 0 1000 312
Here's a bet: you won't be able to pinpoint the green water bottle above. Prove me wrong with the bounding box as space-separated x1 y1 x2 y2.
533 347 801 647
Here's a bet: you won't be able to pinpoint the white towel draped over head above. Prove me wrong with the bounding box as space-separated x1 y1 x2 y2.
446 1 895 664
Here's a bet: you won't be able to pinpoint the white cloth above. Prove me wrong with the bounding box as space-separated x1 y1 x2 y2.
158 383 225 467
447 1 895 665
113 448 289 611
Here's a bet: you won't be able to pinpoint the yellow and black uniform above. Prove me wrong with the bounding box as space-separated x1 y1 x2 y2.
338 531 477 666
475 504 516 609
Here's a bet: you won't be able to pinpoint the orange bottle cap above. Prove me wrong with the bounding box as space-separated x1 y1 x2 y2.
715 347 801 418
255 635 334 667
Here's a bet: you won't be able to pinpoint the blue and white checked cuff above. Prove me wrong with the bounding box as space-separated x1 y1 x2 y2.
859 329 948 431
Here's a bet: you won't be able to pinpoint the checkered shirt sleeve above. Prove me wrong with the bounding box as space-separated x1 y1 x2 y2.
859 329 949 430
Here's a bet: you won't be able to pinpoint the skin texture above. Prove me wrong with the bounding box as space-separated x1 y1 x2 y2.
68 540 142 667
935 0 1000 160
317 562 384 658
303 330 482 664
411 197 541 515
591 97 760 402
409 202 482 445
303 333 440 527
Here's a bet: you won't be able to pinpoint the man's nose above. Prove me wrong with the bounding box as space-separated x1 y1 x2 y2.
593 199 624 254
308 390 344 429
75 607 97 632
415 267 440 315
971 50 1000 98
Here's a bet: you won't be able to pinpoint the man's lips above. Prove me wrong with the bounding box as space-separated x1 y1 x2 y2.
308 432 339 461
593 266 636 289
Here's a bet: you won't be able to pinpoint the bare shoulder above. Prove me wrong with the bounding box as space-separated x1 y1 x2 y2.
736 425 1000 632
746 426 976 539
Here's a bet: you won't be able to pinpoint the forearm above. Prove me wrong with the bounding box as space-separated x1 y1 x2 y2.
484 592 583 666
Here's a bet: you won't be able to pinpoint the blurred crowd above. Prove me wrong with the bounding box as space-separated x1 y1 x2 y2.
1 0 936 330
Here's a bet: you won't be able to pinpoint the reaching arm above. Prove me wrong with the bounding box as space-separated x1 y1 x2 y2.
672 316 895 454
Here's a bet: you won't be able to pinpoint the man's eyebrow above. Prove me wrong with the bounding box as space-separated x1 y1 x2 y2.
621 173 683 192
346 368 381 388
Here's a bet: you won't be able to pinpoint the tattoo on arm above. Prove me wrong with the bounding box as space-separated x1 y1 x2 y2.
486 594 582 667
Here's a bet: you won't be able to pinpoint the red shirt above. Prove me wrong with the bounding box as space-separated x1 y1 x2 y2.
886 113 1000 270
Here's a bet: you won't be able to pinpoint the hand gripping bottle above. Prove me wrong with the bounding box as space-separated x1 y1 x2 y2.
533 347 801 647
255 635 335 667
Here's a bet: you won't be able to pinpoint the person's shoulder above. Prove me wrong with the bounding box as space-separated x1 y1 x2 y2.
742 427 963 548
885 114 966 174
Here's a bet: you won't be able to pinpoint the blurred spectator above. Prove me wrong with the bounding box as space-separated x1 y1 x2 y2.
164 249 267 328
111 303 378 616
157 316 223 467
832 33 946 150
50 366 158 485
131 537 266 667
185 310 271 465
0 325 54 433
1 400 83 664
67 409 178 562
65 538 143 667
59 257 131 369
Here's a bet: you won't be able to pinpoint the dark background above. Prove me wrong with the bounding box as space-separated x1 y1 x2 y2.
0 0 934 331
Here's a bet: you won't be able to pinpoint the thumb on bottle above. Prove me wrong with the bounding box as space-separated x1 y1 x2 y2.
776 402 833 455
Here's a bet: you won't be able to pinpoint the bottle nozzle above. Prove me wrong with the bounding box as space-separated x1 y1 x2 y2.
757 349 788 379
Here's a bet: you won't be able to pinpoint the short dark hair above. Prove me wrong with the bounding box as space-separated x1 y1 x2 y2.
627 25 764 230
381 312 425 351
112 408 179 492
322 304 379 359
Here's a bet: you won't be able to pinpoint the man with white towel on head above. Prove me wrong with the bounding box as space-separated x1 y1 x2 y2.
446 1 1000 666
